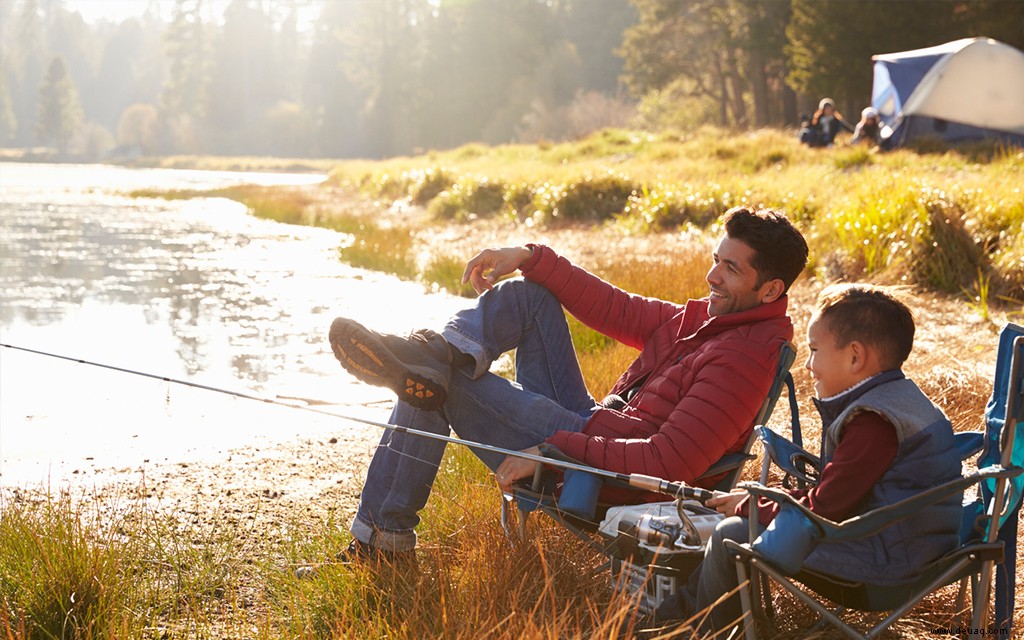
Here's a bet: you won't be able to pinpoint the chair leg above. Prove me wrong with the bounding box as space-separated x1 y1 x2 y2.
955 576 968 616
499 492 530 544
760 572 775 619
735 554 759 640
972 561 994 631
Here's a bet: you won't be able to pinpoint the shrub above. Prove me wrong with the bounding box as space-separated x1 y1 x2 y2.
422 255 477 297
502 181 536 221
907 195 987 292
618 183 725 231
339 220 417 278
536 173 636 224
428 178 505 221
409 166 455 205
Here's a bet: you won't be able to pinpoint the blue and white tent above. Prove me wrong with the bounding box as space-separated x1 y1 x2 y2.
871 37 1024 148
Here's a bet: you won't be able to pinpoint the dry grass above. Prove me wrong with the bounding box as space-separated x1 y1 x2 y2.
15 131 1021 637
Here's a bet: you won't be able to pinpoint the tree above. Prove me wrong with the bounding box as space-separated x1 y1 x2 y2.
621 0 780 127
6 0 48 145
160 0 210 152
36 55 83 152
554 0 638 94
0 70 17 143
786 1 969 114
116 102 159 153
91 18 165 132
206 0 280 134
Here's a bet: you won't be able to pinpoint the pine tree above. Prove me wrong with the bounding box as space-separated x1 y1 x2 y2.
0 70 17 143
36 55 83 152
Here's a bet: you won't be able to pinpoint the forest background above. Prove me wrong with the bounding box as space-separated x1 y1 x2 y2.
3 0 1024 162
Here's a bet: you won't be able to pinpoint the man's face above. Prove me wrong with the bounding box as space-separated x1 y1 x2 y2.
705 236 771 317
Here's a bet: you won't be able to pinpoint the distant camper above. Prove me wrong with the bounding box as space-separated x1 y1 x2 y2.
799 98 855 148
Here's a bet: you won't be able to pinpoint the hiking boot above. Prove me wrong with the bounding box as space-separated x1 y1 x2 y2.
329 317 453 411
294 539 418 579
337 538 418 568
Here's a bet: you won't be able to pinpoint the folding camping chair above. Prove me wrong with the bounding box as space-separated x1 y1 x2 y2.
498 342 800 614
726 322 1024 639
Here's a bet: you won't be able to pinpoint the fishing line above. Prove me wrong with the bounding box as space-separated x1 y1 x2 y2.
1 342 717 502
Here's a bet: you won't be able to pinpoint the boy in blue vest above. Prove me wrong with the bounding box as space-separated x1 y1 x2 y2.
680 283 963 632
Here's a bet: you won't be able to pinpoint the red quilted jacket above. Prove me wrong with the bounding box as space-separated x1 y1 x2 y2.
522 244 793 488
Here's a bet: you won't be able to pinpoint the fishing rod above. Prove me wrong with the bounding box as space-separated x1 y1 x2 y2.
0 342 719 503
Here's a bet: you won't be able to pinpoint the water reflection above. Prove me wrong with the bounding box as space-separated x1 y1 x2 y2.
0 163 465 484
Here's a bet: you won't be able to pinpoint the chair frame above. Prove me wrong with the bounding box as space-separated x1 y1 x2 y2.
500 342 799 547
729 328 1024 639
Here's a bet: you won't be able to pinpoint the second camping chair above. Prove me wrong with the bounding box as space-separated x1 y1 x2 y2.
727 322 1024 639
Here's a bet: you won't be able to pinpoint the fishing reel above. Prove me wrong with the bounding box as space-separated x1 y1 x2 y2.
618 500 702 549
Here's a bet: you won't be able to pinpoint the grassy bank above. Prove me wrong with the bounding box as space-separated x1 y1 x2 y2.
322 127 1023 306
6 128 1021 638
147 127 1022 310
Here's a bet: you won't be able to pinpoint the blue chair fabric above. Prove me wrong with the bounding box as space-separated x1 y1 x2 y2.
729 322 1024 638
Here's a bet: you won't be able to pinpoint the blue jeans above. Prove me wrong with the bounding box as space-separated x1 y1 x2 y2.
350 278 600 551
683 516 767 633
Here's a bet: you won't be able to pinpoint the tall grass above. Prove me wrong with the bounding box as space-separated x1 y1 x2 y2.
131 128 1023 308
323 128 1023 305
98 130 1024 637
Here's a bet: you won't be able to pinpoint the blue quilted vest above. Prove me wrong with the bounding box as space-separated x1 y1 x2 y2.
801 370 962 585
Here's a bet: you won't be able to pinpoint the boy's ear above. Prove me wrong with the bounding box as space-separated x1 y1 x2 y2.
760 278 786 304
848 340 868 373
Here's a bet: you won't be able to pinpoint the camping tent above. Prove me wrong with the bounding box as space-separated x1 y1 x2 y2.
871 37 1024 148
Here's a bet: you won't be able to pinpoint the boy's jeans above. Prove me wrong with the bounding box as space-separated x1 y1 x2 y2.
350 278 600 551
684 516 768 632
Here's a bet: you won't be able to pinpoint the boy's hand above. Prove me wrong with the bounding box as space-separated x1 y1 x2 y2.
706 490 746 516
462 246 533 295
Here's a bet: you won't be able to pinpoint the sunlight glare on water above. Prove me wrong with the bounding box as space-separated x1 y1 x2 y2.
0 163 467 487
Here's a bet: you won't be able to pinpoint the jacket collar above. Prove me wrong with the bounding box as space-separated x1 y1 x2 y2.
812 369 905 426
677 295 790 340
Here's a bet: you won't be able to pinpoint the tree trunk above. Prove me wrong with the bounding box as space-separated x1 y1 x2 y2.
714 55 728 126
749 51 769 127
725 48 747 127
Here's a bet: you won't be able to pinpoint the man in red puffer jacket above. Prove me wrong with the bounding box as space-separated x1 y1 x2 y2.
325 207 808 563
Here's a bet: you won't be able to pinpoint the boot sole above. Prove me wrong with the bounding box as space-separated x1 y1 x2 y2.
329 318 447 411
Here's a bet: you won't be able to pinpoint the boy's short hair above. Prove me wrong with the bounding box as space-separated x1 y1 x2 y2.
814 283 915 369
723 207 808 293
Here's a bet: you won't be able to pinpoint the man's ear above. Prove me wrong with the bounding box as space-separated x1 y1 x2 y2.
760 278 786 304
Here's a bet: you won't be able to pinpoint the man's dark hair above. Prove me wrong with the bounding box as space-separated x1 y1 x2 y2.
814 283 915 370
723 207 808 293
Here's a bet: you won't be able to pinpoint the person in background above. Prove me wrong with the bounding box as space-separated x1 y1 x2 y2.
849 107 883 147
799 98 855 147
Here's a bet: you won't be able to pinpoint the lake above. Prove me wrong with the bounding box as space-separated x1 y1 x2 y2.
0 162 464 487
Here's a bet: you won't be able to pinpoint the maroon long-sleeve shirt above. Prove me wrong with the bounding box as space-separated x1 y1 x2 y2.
738 410 899 526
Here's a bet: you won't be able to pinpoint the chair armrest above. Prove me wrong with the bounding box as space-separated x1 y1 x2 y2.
698 451 756 480
955 430 985 461
738 465 1023 543
756 426 821 487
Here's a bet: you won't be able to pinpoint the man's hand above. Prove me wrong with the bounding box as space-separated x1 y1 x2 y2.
705 489 746 517
462 246 533 295
495 445 542 492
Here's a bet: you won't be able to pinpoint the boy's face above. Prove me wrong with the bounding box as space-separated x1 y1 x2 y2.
705 236 776 317
805 316 860 399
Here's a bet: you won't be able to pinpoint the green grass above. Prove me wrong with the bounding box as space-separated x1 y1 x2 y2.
0 488 253 639
129 127 1024 308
